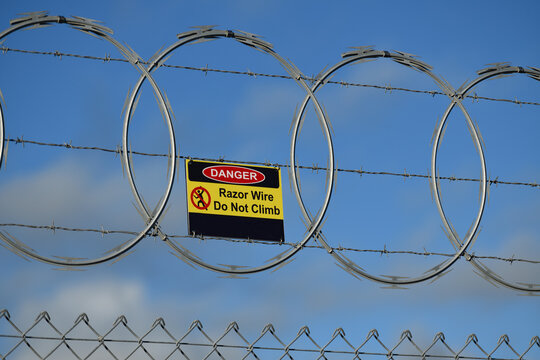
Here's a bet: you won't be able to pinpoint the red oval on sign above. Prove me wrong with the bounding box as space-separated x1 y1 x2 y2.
202 165 265 185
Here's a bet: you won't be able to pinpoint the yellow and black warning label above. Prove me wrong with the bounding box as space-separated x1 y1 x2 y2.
185 159 284 242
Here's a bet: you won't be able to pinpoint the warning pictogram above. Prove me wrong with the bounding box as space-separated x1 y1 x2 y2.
185 159 285 242
190 186 211 210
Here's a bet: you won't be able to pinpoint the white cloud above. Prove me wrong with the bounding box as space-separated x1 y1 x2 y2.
0 158 130 225
19 279 147 328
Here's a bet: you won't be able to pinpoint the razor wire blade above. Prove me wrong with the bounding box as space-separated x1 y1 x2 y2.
0 12 538 293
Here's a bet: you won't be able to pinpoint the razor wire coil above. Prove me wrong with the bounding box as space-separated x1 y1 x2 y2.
0 12 538 292
0 12 176 267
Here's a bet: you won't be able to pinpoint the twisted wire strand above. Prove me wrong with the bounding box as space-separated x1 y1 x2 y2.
1 46 539 106
3 137 539 189
0 222 537 264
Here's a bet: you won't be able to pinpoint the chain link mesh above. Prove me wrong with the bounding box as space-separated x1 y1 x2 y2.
0 310 539 359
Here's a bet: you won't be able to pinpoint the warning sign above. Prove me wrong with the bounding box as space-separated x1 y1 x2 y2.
190 186 211 210
185 159 284 242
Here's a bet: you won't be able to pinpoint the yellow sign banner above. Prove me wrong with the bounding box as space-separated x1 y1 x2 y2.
185 159 285 241
186 181 284 220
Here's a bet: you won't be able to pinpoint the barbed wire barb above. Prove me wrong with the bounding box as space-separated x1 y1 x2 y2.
2 46 539 106
3 137 538 189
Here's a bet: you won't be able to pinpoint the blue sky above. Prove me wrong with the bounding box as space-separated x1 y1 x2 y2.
0 1 538 358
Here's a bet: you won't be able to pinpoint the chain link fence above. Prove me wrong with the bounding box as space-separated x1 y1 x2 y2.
1 310 539 359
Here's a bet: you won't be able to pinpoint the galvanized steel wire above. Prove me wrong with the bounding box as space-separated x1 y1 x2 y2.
1 46 539 107
3 137 539 189
0 12 538 292
0 222 538 265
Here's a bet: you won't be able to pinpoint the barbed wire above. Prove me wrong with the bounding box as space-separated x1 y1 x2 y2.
1 46 539 107
3 137 539 189
1 222 537 265
0 310 538 360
